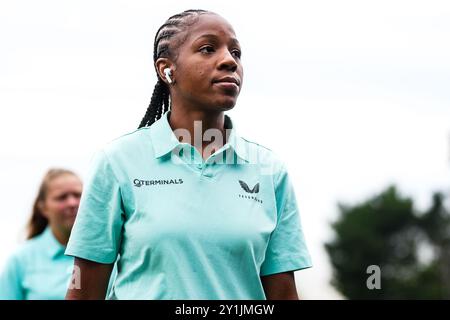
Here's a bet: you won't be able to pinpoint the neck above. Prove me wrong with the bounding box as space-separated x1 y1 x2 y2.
168 106 230 159
49 224 70 246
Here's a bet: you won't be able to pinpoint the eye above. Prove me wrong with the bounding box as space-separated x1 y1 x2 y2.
199 45 215 54
232 49 242 59
56 193 68 201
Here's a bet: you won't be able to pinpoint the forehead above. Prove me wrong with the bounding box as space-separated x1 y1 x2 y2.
184 14 238 44
47 174 82 193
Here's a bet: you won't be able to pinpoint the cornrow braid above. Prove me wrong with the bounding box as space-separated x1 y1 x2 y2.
138 9 211 128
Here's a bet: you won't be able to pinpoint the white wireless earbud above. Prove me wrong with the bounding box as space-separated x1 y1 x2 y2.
164 68 173 84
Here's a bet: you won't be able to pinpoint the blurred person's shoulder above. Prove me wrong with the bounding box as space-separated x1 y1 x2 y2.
8 231 48 264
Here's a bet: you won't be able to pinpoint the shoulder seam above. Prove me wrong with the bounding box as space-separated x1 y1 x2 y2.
99 149 122 186
240 137 273 152
108 127 150 144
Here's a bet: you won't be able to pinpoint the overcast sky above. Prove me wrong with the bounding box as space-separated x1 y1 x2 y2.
1 0 449 299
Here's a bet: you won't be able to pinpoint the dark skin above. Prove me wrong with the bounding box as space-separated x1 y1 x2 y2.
66 258 299 299
66 13 300 300
156 14 242 159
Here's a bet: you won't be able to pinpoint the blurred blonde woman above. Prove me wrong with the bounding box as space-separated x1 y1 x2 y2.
0 169 82 299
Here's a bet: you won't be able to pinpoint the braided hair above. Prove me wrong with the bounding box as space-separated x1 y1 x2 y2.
138 9 211 128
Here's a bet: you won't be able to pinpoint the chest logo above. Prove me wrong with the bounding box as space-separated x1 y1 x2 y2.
133 178 183 187
239 180 260 193
238 180 263 203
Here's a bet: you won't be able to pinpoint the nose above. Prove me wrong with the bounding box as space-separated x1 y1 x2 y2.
67 194 80 207
217 48 238 72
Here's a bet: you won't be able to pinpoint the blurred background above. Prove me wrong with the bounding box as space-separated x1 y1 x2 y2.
0 0 449 299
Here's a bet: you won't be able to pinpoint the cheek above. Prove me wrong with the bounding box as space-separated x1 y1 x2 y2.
187 69 207 89
179 61 210 90
44 201 66 217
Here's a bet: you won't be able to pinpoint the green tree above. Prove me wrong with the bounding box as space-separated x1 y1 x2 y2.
418 192 450 298
325 185 450 299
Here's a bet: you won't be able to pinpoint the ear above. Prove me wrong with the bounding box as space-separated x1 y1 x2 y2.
155 58 175 85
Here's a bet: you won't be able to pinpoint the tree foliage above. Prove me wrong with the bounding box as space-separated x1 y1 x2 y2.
325 185 450 299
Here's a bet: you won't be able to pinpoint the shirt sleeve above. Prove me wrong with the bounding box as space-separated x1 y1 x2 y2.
0 254 25 300
260 163 312 276
65 149 125 264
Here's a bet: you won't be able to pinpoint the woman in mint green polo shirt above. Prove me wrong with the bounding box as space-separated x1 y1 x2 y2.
0 169 82 299
65 9 312 300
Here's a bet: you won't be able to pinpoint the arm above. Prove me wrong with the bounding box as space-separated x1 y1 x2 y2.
261 271 299 300
66 257 114 300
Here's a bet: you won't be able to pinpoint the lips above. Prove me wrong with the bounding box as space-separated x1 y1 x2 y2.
212 76 240 86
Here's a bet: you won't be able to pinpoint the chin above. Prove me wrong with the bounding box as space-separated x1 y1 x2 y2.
213 97 238 111
64 218 77 230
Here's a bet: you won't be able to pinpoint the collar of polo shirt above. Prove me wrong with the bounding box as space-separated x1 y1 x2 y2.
149 110 250 163
42 227 67 258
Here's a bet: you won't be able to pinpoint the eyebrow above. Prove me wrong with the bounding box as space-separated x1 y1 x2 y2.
193 34 240 46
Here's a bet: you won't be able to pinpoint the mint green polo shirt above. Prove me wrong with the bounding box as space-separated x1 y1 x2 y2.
0 227 74 300
65 110 312 300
